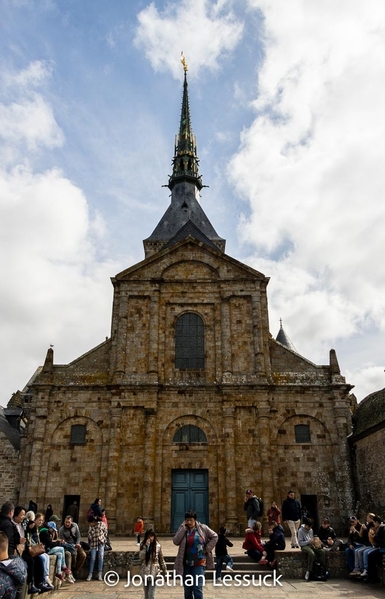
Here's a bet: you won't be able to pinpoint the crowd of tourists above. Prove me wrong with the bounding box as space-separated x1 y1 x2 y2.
1 491 385 599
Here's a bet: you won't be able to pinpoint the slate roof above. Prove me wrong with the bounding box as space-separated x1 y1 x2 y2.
0 407 20 450
276 321 297 353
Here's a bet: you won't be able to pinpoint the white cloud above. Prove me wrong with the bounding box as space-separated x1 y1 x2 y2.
0 63 119 405
134 0 244 78
228 0 385 399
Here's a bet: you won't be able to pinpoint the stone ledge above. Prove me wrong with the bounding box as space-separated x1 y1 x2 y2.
277 549 385 585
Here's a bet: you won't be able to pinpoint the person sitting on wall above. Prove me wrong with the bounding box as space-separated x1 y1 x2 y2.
298 517 327 581
242 522 265 562
59 516 86 579
345 515 365 572
317 517 344 551
259 520 286 569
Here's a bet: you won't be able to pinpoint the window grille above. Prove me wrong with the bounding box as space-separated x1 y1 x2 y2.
295 424 311 443
173 425 207 444
70 424 86 445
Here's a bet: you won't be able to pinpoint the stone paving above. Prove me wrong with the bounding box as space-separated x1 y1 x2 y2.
50 536 385 599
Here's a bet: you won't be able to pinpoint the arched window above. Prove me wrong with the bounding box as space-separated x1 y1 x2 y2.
295 424 311 443
173 425 207 444
175 313 205 369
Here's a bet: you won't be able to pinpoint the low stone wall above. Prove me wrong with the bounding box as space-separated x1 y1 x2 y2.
78 550 141 580
277 549 348 579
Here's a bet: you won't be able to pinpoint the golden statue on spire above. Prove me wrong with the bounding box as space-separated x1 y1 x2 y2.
180 51 188 72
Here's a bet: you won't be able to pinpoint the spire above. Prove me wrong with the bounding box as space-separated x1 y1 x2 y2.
276 319 297 353
168 54 202 191
143 56 225 258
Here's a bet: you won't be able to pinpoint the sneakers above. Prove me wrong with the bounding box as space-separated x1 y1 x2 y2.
65 573 75 584
350 569 361 576
226 564 234 571
55 573 64 581
27 583 41 594
360 569 368 577
86 574 92 581
136 542 140 546
98 572 103 581
45 578 54 590
304 571 310 581
270 559 277 569
259 559 268 565
39 583 53 594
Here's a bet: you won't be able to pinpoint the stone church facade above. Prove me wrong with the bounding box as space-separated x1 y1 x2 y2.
3 70 357 535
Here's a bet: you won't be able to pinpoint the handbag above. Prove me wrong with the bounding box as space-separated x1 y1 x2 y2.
29 542 45 557
28 532 46 557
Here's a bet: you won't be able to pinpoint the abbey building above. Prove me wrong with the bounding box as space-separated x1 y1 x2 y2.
2 70 356 535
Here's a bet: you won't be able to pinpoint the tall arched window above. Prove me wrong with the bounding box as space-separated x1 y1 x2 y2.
175 312 205 369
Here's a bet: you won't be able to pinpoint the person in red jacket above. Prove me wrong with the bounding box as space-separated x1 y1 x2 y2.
242 522 264 562
134 517 144 546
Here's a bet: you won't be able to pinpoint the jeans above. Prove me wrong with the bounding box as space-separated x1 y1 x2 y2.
48 546 65 573
183 564 205 599
215 554 233 578
89 544 105 575
345 543 363 571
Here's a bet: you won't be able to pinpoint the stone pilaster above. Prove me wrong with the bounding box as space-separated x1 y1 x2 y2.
223 405 237 531
142 409 157 527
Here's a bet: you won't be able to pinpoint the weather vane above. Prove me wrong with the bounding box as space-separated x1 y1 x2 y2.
180 51 188 72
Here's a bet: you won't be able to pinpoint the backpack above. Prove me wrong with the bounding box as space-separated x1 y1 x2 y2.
86 508 94 521
256 497 264 517
312 561 328 581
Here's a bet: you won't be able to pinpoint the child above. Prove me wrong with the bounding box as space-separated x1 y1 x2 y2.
86 516 108 581
139 529 167 599
215 526 234 581
259 520 286 569
134 517 144 546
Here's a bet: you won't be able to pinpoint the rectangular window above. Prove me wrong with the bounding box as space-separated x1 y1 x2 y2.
70 424 86 445
295 424 311 443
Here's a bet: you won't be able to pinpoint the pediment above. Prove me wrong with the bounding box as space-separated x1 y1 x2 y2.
114 237 268 284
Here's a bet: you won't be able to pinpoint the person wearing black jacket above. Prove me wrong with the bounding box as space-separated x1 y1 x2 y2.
0 502 19 557
215 527 233 580
243 490 260 527
345 515 364 572
367 519 385 582
260 521 286 569
282 491 301 548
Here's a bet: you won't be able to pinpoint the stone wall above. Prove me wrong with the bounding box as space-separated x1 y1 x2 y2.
352 428 385 518
0 431 20 504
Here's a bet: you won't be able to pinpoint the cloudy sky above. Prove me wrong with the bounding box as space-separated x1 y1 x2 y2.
1 0 384 406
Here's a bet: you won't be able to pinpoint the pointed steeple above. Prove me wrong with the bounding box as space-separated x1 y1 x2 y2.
168 57 202 191
276 319 297 353
143 57 225 258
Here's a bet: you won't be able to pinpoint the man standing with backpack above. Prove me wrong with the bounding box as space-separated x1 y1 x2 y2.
244 490 261 528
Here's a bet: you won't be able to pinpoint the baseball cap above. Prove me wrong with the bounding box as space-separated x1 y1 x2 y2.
50 514 61 523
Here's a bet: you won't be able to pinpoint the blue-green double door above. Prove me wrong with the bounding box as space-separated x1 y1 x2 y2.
171 469 208 533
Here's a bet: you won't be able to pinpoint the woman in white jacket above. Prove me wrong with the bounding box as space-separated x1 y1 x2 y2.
139 528 167 599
